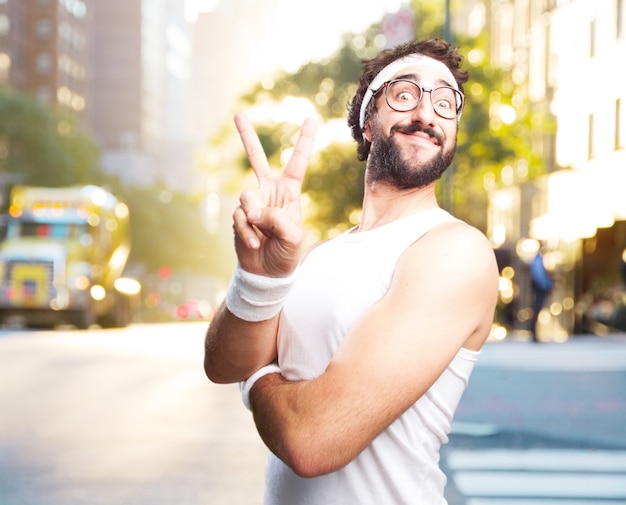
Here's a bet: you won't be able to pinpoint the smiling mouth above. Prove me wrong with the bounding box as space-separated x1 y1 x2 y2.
393 124 442 146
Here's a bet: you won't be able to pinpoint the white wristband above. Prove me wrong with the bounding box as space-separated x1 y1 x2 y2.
225 263 298 322
240 364 281 411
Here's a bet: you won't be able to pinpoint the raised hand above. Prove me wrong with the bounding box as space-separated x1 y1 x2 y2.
232 113 317 278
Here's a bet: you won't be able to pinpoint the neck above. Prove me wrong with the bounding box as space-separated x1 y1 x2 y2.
357 179 440 232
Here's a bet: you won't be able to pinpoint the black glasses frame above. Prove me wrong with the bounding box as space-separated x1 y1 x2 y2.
380 79 464 119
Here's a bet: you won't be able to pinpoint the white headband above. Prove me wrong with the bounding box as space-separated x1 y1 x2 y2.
358 53 459 131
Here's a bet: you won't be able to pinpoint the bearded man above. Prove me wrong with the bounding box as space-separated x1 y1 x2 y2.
204 38 499 505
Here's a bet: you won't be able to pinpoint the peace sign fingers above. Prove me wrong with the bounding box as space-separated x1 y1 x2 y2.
283 117 317 184
231 113 316 277
234 113 272 182
234 113 317 186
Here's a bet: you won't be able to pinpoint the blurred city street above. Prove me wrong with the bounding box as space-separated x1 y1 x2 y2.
1 322 625 504
2 1 626 502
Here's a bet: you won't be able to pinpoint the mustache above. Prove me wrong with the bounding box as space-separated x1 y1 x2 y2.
391 123 443 145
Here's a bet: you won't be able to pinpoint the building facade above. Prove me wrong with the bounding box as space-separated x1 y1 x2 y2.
0 0 91 126
0 0 195 191
488 0 626 338
91 0 194 190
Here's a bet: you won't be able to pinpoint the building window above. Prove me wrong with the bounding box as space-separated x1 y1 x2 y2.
0 52 10 84
61 0 87 19
617 98 623 150
588 113 594 159
36 19 53 40
0 14 9 36
590 19 596 58
35 52 53 74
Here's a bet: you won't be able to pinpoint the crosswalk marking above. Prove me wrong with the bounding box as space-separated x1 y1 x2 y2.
454 472 626 498
447 449 626 472
450 421 500 437
446 449 626 504
466 500 626 505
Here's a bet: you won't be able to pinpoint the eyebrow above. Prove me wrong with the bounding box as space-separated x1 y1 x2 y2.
393 73 455 88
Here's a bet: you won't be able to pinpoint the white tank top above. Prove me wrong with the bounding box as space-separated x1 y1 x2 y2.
267 207 479 505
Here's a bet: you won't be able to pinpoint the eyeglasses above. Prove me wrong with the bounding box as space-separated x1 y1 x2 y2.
379 79 464 120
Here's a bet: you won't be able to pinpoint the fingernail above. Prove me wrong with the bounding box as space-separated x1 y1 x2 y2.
249 237 260 249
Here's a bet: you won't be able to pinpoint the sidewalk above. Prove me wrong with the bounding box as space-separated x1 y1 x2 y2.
493 327 626 344
480 332 626 372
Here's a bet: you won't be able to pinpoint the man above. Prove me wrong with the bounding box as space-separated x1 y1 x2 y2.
529 245 553 341
205 38 499 504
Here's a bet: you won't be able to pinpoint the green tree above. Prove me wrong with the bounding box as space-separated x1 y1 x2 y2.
107 183 218 276
0 87 102 187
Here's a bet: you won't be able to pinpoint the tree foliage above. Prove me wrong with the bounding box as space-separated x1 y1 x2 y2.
105 182 233 279
0 87 102 187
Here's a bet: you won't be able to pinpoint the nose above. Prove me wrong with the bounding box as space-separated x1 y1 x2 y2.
409 90 437 125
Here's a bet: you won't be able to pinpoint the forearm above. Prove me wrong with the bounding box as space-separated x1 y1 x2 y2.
249 370 375 478
250 374 332 477
204 303 279 384
204 263 298 383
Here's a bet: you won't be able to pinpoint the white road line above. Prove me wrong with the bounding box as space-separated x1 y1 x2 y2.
467 500 626 505
447 449 626 502
450 421 501 437
447 449 626 472
453 471 626 498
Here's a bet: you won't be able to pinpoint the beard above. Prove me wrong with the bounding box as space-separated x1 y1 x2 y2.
367 121 456 189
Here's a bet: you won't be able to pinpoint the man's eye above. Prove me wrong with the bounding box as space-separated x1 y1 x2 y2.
397 90 415 102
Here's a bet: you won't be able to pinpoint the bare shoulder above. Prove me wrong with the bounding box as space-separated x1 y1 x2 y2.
393 219 499 349
440 220 495 261
405 219 497 274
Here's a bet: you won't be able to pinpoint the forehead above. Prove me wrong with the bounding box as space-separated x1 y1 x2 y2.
390 64 455 87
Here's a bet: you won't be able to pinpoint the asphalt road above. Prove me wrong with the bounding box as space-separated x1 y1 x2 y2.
443 335 626 504
1 323 625 504
0 323 268 505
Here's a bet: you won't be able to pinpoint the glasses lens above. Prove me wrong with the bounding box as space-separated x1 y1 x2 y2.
385 80 463 119
386 81 421 112
431 87 462 119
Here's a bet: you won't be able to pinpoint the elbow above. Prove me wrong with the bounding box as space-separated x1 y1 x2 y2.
283 451 331 479
203 349 240 384
272 435 348 479
204 362 229 384
203 357 246 384
292 461 334 480
203 348 224 383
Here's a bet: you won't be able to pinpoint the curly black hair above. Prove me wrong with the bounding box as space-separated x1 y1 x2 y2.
346 38 469 161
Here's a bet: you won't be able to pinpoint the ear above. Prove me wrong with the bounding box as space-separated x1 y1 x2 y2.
363 122 372 143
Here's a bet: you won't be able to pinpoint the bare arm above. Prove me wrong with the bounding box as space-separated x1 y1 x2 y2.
204 304 279 384
204 114 317 384
248 223 499 477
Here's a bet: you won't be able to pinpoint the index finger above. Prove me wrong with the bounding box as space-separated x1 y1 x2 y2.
283 117 317 183
234 113 271 180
